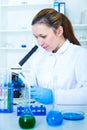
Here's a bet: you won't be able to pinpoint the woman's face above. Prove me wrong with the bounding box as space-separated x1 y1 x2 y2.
32 23 64 52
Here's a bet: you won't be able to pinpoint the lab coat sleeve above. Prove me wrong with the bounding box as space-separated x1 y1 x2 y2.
55 85 87 105
55 48 87 105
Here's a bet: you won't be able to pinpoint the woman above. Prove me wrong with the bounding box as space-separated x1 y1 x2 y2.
29 8 87 105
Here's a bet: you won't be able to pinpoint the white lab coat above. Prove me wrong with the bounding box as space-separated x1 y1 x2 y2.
28 40 87 105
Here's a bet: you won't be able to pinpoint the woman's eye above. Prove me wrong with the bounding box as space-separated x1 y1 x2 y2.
41 35 47 38
34 36 38 39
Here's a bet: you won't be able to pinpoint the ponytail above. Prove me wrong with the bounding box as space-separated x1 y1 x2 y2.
60 13 80 45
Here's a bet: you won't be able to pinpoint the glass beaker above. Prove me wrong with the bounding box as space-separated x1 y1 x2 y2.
0 68 13 113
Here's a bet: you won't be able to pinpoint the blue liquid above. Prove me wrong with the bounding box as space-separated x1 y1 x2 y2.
46 110 63 126
62 112 84 120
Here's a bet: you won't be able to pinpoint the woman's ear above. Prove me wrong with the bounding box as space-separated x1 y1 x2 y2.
56 26 63 36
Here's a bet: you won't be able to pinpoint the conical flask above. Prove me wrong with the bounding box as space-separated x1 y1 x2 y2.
18 69 36 129
19 105 36 129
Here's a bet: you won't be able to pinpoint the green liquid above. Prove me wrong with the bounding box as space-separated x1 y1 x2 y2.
7 82 13 111
19 115 36 129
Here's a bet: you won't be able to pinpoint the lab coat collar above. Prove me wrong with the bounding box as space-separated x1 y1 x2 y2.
54 39 71 55
39 39 71 56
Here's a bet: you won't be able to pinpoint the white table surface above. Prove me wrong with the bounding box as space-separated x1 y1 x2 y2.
0 103 87 130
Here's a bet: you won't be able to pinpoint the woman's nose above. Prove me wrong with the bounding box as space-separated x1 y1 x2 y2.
37 38 44 46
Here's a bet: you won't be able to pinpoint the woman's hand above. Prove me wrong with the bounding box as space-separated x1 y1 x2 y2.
31 86 54 104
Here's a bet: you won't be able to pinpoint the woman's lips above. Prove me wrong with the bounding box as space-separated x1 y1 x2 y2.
43 45 48 49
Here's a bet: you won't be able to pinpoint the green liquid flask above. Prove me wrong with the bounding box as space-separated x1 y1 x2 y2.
19 106 36 129
18 70 36 129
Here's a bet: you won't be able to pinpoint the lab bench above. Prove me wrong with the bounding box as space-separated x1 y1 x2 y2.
0 103 87 130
